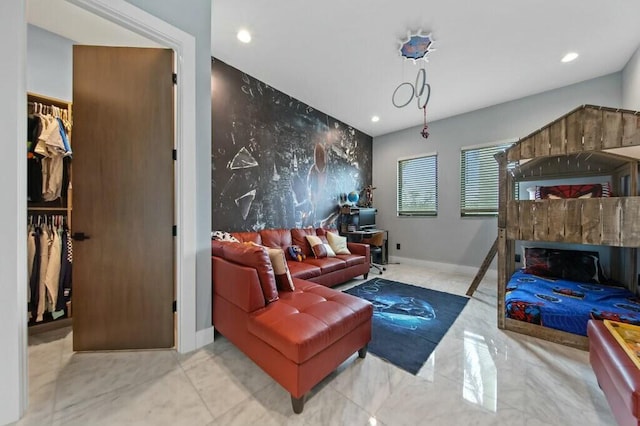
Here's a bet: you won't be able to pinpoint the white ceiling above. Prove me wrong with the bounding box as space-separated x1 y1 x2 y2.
26 1 640 138
212 0 640 137
27 0 159 48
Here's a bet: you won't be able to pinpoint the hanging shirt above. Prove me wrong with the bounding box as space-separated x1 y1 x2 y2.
44 227 62 312
35 115 66 202
41 153 64 202
27 226 36 307
56 228 72 312
40 115 66 155
29 227 41 321
27 116 44 202
36 227 51 322
57 117 72 156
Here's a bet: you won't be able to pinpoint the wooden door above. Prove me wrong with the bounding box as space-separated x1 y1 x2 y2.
72 46 175 350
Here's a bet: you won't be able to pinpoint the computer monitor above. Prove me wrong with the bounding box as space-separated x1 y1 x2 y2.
357 208 376 230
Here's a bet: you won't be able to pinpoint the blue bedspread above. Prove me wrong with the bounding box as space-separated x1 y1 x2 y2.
505 270 640 336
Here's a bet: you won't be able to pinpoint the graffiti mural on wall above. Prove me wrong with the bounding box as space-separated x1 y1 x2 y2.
211 59 373 232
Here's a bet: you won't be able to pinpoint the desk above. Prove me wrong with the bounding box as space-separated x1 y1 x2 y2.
343 229 388 265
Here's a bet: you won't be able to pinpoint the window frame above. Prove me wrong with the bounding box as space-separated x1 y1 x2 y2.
460 140 515 217
397 152 438 217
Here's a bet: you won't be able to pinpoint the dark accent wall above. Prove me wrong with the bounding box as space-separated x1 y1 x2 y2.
211 58 372 232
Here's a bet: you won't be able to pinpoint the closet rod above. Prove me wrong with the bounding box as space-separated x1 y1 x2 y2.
27 92 71 109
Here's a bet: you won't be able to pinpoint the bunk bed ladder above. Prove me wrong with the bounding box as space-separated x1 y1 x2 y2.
466 236 498 296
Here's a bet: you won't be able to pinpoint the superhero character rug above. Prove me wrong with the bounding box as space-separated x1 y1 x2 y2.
345 278 469 374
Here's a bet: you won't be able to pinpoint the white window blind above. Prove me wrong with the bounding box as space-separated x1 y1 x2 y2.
460 143 512 216
397 153 437 216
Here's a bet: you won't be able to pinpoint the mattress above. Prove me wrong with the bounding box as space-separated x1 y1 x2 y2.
505 270 640 336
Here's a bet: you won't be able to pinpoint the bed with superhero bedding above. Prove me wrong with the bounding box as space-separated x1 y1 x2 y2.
505 247 640 336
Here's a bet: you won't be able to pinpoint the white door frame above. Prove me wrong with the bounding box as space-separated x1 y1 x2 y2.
8 0 197 421
65 0 197 352
2 2 29 422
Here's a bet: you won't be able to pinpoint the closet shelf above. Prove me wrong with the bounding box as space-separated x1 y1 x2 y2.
27 207 69 212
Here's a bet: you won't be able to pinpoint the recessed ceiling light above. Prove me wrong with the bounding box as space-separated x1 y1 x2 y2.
561 52 579 63
371 116 380 123
237 29 252 44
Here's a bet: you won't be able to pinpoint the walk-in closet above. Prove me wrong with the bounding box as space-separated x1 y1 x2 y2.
27 92 73 333
26 14 177 351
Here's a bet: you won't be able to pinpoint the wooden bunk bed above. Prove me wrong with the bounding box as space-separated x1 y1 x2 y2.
497 104 640 350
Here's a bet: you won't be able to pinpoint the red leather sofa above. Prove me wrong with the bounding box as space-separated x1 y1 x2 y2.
211 228 373 413
588 319 640 426
229 227 372 286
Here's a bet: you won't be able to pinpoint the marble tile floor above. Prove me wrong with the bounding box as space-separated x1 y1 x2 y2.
14 263 616 426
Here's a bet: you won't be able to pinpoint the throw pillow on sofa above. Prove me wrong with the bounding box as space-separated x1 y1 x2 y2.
211 230 240 242
306 235 328 258
316 234 337 257
267 248 295 291
306 235 336 258
326 231 351 255
222 242 279 303
324 243 336 257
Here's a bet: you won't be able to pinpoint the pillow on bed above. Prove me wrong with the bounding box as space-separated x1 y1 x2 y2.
522 247 548 271
534 183 611 200
523 247 606 283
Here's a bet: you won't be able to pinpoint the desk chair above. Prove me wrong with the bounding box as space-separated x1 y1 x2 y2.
361 231 386 275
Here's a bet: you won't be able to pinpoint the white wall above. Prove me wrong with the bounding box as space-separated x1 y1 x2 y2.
373 73 623 270
0 1 210 422
623 44 640 110
26 1 213 332
125 0 212 331
0 2 27 424
27 25 73 100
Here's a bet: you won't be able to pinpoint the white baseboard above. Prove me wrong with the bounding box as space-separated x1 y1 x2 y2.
195 326 214 349
388 256 497 280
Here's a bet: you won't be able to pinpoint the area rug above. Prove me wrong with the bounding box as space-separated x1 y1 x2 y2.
345 278 469 374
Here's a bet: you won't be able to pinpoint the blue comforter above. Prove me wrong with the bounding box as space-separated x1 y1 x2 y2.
505 270 640 336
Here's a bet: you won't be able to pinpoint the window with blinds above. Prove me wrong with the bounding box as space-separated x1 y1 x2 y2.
460 142 513 216
397 153 437 217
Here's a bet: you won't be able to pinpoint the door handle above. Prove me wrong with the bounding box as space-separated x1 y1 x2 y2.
71 232 91 241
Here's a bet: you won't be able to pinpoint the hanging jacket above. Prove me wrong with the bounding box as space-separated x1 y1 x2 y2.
35 116 66 202
27 116 43 202
44 228 62 311
36 228 51 322
28 227 41 320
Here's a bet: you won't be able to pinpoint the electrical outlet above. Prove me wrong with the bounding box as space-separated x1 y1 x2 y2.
396 243 401 250
515 254 521 262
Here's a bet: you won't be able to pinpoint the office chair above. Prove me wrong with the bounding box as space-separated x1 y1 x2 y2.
361 231 386 275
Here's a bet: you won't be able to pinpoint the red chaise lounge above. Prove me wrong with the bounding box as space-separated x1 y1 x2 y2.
211 228 373 413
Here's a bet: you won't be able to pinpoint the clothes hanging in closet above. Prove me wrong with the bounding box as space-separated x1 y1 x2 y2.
27 103 72 203
27 215 72 322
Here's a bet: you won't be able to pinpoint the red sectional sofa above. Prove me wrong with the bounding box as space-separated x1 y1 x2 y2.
211 228 373 413
229 227 372 285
